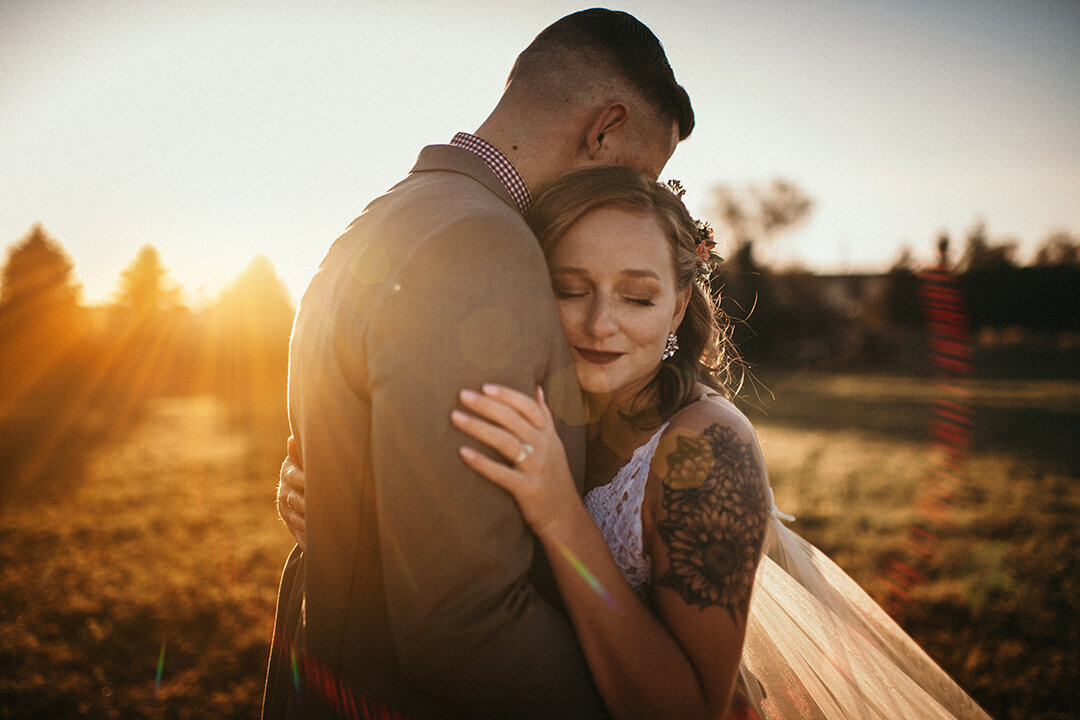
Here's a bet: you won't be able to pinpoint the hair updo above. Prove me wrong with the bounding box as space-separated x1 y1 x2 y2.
527 166 742 423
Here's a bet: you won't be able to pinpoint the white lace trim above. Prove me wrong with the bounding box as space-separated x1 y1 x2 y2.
583 423 668 602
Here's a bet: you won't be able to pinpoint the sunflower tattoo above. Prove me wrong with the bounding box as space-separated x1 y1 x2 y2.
657 425 769 622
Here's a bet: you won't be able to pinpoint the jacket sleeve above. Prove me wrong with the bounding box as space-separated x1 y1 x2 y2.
362 213 604 718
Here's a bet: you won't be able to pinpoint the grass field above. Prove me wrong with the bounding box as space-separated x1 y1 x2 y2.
0 374 1077 719
744 372 1080 720
0 397 293 719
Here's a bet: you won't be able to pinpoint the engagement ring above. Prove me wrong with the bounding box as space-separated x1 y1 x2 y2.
513 442 535 465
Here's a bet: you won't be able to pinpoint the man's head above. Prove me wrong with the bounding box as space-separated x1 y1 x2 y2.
477 9 694 190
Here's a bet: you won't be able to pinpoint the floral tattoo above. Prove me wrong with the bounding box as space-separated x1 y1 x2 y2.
657 425 768 622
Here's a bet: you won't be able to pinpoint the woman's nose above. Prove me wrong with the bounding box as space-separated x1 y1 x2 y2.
585 297 618 337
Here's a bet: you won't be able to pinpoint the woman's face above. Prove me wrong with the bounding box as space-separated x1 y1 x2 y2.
547 206 689 403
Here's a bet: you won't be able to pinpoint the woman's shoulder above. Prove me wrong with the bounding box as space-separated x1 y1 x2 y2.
649 388 766 491
643 390 771 619
662 388 757 446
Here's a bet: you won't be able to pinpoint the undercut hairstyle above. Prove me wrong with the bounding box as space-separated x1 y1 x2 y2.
528 166 742 424
508 9 694 140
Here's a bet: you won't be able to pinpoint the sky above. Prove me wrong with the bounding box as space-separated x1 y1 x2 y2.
2 0 1078 306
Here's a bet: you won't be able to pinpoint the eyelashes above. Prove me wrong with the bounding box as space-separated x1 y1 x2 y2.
553 288 655 307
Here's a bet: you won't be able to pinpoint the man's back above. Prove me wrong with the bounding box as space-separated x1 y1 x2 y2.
275 146 603 718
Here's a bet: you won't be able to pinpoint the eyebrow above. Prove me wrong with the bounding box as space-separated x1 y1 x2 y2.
549 267 662 281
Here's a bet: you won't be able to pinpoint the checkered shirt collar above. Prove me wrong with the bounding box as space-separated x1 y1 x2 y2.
449 132 532 214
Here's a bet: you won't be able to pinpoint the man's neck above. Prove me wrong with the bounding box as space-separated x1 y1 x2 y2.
473 116 574 197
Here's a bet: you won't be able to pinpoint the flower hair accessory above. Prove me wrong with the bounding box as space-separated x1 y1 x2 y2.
666 179 722 283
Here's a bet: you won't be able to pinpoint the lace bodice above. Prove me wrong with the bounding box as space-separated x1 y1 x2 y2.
583 423 668 603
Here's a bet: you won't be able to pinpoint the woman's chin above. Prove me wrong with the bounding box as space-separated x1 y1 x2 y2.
575 370 617 397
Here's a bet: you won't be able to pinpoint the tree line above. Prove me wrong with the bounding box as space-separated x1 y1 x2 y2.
0 225 295 499
2 205 1076 496
704 182 1080 373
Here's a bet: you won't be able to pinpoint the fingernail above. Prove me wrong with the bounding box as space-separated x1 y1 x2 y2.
481 383 499 396
459 389 478 402
450 410 469 424
459 446 477 460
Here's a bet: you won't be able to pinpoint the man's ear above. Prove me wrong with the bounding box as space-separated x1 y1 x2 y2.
586 102 630 159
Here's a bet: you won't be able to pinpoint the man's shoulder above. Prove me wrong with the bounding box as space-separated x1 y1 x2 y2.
299 145 540 317
342 151 536 273
401 167 521 225
409 143 520 211
353 152 526 244
362 144 519 219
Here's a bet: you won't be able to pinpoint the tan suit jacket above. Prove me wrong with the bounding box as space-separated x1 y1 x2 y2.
263 145 605 718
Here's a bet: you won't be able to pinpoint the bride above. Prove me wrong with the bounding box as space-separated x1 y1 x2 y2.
277 166 989 719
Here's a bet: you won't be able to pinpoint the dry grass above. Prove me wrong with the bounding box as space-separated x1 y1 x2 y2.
745 372 1080 720
0 396 293 719
1 374 1076 719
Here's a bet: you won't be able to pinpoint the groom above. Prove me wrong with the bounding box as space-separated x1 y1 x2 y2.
263 9 693 719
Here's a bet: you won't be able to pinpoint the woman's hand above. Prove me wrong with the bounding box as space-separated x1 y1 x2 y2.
277 436 307 550
451 384 583 537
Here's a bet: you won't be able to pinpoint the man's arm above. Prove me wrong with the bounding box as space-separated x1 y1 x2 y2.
364 214 604 718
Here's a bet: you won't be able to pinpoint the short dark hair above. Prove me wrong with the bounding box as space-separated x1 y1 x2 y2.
510 9 694 140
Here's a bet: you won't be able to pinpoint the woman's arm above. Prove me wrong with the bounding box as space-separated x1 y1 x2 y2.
277 436 306 550
642 408 772 718
452 385 769 720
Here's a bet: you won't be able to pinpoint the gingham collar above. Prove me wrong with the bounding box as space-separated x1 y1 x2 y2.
449 132 531 214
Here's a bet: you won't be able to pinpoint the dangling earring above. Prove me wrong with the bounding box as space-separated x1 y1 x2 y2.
661 332 679 360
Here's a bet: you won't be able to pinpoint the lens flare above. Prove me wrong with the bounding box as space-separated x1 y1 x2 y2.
554 541 619 612
291 646 300 699
154 640 166 698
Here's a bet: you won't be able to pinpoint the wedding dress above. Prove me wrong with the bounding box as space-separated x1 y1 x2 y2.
584 423 990 720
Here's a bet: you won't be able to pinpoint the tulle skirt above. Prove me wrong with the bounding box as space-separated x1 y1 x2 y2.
734 519 990 719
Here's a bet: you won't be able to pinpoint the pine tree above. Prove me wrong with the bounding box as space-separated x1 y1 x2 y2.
113 244 180 315
0 224 82 316
0 225 88 412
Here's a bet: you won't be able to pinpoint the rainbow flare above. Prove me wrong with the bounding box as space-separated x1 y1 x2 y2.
291 646 301 699
154 641 166 698
555 541 619 612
